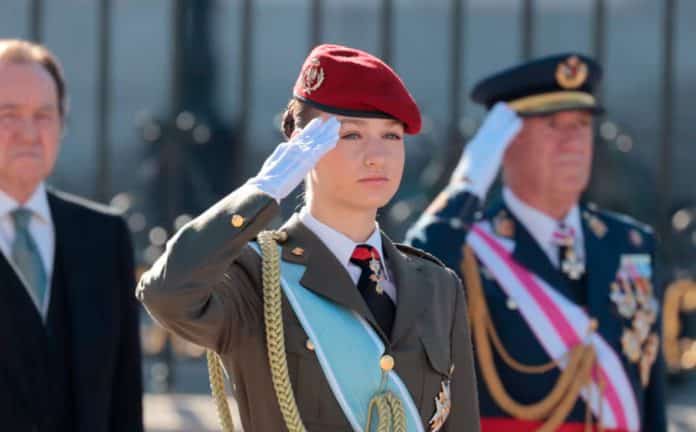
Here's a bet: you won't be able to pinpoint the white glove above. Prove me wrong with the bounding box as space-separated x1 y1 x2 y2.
247 116 340 201
450 102 522 198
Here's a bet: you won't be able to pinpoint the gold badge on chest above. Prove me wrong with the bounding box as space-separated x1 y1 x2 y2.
428 380 451 432
611 254 659 386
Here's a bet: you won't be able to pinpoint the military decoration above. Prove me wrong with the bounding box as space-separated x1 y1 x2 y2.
611 254 658 385
368 250 386 295
428 380 451 432
621 329 642 363
640 333 659 387
552 225 585 280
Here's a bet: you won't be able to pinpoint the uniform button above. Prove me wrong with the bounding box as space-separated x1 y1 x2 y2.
305 339 315 351
291 247 305 256
231 214 245 228
380 354 395 372
506 298 518 310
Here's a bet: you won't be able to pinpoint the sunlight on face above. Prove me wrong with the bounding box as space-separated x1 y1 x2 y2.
503 110 593 200
0 61 61 190
307 114 406 214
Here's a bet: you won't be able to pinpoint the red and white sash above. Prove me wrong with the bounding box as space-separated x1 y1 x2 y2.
467 221 640 431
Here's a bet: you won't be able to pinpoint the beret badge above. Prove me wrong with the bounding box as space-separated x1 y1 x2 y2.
302 57 325 95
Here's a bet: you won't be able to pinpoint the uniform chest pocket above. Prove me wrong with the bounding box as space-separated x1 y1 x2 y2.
418 326 452 420
283 323 350 429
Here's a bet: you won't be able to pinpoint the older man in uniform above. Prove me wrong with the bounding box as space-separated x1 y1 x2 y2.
406 54 666 431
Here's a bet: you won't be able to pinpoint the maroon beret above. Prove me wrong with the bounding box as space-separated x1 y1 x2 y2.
293 44 422 134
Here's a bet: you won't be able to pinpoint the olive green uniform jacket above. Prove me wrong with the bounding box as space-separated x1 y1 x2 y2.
137 185 480 431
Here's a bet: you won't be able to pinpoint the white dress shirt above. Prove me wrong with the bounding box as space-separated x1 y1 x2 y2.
503 187 584 268
299 207 397 302
0 183 55 319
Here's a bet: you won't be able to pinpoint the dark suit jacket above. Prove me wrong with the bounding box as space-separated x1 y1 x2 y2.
137 184 480 431
0 189 143 432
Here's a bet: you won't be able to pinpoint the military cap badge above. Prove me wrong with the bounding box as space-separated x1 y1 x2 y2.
556 55 588 89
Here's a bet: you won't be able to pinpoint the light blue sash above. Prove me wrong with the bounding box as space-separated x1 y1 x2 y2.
250 242 424 432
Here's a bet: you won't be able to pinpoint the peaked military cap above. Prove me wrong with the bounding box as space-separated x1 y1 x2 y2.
471 53 603 116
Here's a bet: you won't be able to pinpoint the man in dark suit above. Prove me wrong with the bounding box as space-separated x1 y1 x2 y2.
406 54 666 431
0 39 143 431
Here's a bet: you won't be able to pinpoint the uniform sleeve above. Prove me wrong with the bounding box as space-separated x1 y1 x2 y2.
110 216 144 431
405 183 481 274
136 183 279 353
444 268 481 432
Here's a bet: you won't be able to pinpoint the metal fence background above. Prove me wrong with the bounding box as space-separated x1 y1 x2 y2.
3 0 695 390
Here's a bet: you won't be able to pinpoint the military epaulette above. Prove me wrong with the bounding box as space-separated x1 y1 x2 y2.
583 203 655 249
395 243 446 268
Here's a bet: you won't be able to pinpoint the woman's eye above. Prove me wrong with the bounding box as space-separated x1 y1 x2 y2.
342 132 360 140
384 133 402 140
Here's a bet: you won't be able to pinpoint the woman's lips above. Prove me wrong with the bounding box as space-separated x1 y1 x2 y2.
358 176 389 184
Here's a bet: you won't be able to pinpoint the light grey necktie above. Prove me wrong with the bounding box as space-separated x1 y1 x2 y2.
11 207 47 309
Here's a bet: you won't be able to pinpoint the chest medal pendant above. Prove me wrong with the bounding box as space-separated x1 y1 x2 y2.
428 380 451 432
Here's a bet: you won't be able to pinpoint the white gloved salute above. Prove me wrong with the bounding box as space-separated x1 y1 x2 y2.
450 102 522 198
247 116 341 201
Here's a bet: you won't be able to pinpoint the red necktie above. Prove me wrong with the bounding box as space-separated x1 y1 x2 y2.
350 244 395 337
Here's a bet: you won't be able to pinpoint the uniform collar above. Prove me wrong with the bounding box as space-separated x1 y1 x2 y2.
299 207 383 268
0 183 52 224
503 187 583 250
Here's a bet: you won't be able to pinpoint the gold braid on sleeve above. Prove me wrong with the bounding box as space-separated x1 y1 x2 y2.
462 246 604 432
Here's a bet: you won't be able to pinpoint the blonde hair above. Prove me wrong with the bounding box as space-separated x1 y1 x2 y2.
0 39 67 117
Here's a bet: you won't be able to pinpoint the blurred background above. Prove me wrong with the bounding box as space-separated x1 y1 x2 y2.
1 0 695 430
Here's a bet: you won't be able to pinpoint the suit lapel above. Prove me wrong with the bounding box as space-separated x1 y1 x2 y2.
382 234 430 345
279 215 386 340
48 192 109 427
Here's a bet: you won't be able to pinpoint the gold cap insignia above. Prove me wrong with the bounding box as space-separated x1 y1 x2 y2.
302 57 325 95
556 55 588 89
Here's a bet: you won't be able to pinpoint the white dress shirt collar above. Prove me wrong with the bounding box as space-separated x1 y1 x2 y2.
0 183 52 222
299 207 383 269
503 187 584 266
